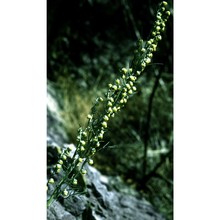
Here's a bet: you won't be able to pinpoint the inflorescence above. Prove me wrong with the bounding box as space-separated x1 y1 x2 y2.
47 1 171 207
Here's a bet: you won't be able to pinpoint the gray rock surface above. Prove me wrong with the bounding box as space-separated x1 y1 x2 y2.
47 144 165 220
47 82 69 145
47 201 75 220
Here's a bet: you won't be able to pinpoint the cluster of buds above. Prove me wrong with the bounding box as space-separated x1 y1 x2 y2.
132 1 170 73
47 1 171 207
147 1 170 52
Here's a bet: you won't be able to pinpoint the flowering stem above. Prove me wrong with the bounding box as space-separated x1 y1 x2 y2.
47 1 171 208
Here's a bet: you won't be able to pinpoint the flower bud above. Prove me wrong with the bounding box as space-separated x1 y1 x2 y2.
63 189 68 196
129 76 136 82
107 107 113 114
109 97 114 102
156 15 162 20
56 146 62 154
156 26 160 31
87 114 92 120
162 1 168 6
80 140 86 146
149 47 154 52
99 97 103 102
107 101 113 107
128 90 133 95
82 131 87 137
152 44 157 51
166 11 171 16
146 58 151 64
62 155 67 160
122 92 127 97
67 144 74 151
116 79 120 85
102 121 107 128
112 107 117 113
112 85 118 90
126 84 131 89
81 169 87 175
56 164 62 169
48 178 54 184
156 35 162 41
129 81 133 86
148 53 153 58
91 148 96 155
56 168 61 173
88 159 94 165
103 115 109 121
141 62 146 68
98 133 103 139
122 68 127 74
58 160 63 165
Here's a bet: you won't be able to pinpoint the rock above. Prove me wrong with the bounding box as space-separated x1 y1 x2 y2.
84 166 165 220
47 142 165 220
47 201 75 220
47 82 69 145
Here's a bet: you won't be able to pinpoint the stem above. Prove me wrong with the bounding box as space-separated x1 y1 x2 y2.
142 70 162 179
121 0 140 39
47 178 65 208
142 149 172 185
47 193 55 207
